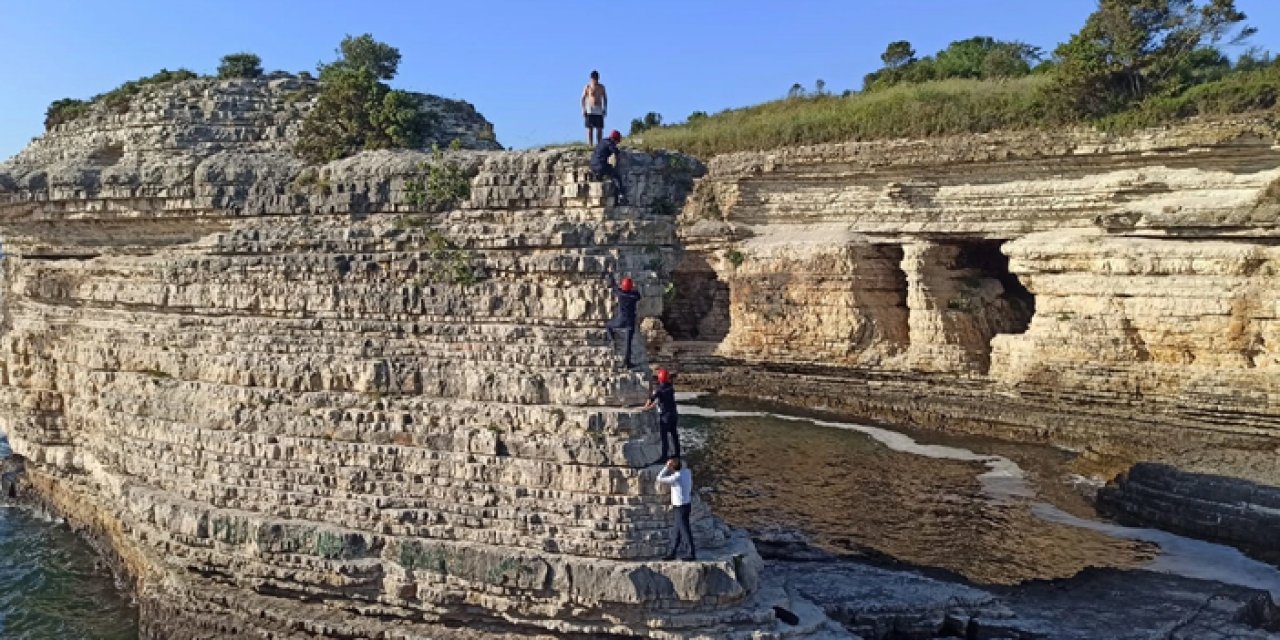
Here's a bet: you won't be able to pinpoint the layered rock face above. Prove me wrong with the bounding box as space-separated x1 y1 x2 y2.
0 79 815 638
671 120 1280 468
665 121 1280 557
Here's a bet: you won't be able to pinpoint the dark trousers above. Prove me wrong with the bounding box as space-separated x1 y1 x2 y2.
659 413 680 459
591 164 627 198
605 316 634 366
669 503 695 559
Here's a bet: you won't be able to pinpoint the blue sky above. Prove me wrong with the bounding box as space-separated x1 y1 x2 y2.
3 0 1280 159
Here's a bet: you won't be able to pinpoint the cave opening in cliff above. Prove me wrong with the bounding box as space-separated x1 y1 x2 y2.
954 240 1035 335
662 252 731 342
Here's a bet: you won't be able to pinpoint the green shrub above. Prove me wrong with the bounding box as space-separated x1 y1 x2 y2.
726 249 745 267
295 35 434 164
425 230 481 285
218 53 263 79
404 229 482 286
44 98 90 129
404 144 473 211
1099 64 1280 131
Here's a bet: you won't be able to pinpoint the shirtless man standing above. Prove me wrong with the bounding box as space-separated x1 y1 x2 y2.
581 70 608 145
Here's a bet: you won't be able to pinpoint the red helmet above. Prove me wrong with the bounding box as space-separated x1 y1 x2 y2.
655 368 671 384
609 130 622 141
620 277 634 292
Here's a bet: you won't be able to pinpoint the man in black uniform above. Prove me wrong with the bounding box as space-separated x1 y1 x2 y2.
641 368 679 463
605 264 641 369
590 130 628 205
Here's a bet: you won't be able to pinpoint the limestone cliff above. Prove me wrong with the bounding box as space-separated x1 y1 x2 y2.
0 78 827 638
668 118 1280 474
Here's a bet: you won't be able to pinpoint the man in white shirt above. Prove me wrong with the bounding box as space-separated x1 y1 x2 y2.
655 456 695 561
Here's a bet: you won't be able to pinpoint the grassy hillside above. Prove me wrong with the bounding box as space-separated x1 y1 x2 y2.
636 65 1280 157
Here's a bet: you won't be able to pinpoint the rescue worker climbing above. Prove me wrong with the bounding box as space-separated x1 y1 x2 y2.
641 367 680 463
591 130 628 206
604 263 641 369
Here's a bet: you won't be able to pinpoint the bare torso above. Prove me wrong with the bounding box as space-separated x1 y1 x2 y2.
582 82 607 115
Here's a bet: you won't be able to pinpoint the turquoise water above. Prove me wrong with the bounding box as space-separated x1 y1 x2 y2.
0 435 138 640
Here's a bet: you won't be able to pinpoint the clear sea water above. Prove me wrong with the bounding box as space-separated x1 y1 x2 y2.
0 434 138 639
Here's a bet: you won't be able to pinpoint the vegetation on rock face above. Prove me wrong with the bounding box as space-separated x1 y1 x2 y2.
404 142 473 211
427 230 481 286
44 98 91 129
725 249 745 268
44 68 199 130
639 0 1277 156
217 53 264 79
294 34 434 164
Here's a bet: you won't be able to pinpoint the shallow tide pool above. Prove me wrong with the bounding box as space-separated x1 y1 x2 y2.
681 393 1280 595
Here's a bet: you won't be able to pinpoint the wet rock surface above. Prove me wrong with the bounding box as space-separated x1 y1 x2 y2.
773 560 1280 640
1100 463 1280 564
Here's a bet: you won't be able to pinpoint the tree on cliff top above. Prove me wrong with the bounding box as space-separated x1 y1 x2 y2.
1046 0 1255 116
327 34 402 81
294 34 433 164
217 53 263 79
863 37 1041 90
881 41 917 70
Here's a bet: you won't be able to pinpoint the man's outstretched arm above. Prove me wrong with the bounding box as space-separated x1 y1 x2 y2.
656 468 678 485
